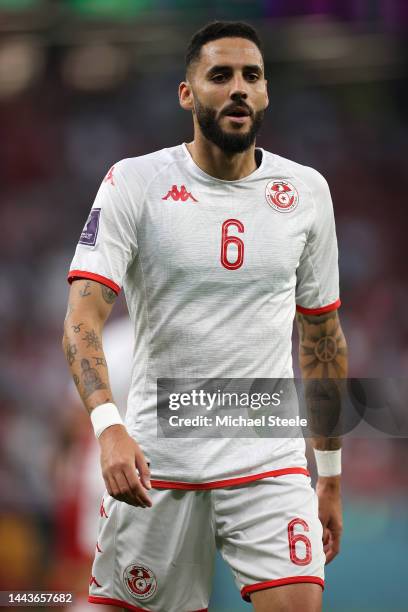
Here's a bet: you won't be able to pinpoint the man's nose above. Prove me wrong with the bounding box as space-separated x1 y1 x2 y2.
229 75 248 99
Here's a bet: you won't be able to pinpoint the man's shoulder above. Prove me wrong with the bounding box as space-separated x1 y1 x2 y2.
111 145 185 186
263 149 329 192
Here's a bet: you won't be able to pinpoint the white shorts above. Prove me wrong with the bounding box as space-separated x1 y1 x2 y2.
88 474 325 612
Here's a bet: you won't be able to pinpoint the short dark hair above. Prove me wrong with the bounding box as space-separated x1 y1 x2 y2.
185 21 264 74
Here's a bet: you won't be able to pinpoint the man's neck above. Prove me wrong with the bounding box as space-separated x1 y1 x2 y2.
186 135 258 181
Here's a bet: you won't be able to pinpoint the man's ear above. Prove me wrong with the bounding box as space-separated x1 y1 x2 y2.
179 81 194 111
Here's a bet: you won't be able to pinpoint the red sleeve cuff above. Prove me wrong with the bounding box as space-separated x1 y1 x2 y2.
67 270 121 295
296 298 341 315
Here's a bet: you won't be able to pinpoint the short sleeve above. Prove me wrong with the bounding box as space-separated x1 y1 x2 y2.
295 172 341 315
67 161 139 294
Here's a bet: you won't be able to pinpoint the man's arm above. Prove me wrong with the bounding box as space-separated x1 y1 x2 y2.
62 278 152 508
296 309 348 563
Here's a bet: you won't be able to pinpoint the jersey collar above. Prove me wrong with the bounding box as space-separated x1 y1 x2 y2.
181 142 266 185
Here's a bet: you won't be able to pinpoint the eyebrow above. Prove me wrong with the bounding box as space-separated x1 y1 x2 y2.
206 64 263 76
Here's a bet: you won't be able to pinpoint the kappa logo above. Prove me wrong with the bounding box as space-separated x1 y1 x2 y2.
123 564 157 601
89 575 102 588
265 180 299 213
162 184 198 202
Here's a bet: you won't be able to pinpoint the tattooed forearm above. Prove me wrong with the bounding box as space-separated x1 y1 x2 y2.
81 358 108 399
296 310 347 451
82 329 102 351
101 285 116 304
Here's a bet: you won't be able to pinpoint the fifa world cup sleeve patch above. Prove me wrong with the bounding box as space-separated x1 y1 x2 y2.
79 208 101 246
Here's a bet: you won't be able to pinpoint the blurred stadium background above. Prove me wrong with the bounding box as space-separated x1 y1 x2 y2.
0 1 407 611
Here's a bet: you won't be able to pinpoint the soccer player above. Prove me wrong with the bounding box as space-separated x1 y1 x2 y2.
63 21 347 612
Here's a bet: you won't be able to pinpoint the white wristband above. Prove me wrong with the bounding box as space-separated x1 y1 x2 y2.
90 402 124 438
313 449 341 477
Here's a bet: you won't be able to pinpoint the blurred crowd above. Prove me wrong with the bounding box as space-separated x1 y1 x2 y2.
0 3 407 608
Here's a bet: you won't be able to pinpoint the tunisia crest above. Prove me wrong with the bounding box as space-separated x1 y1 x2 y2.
123 564 157 600
265 180 299 213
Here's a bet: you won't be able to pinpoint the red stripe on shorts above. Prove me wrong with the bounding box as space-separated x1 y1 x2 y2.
241 576 324 602
151 467 310 490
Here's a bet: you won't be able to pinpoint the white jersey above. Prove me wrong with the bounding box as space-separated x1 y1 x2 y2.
68 143 340 487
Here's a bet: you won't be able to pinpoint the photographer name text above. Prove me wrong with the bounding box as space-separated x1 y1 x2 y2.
168 415 307 428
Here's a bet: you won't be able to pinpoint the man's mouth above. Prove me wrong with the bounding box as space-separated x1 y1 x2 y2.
223 107 252 124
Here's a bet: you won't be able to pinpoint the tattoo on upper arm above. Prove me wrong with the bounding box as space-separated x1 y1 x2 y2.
73 374 80 386
79 281 92 297
66 342 77 365
296 311 347 378
101 285 116 304
81 358 108 399
82 329 102 351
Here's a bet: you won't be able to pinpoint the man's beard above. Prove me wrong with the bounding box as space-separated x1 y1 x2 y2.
194 98 264 154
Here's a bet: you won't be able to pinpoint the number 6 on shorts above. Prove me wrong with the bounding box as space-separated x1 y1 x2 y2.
288 518 312 566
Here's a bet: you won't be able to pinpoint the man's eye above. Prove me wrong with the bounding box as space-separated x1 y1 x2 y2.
212 74 227 83
246 73 259 81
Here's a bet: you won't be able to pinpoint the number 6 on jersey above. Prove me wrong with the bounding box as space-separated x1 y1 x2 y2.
220 219 245 270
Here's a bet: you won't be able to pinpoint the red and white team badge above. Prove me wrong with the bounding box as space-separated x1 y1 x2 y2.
265 180 299 213
123 564 157 601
